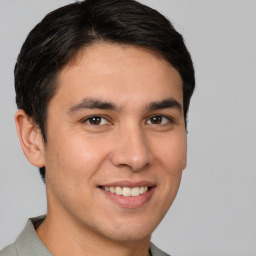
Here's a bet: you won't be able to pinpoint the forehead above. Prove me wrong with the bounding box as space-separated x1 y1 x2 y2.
52 43 183 111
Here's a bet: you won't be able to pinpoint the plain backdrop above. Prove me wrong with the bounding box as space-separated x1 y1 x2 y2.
0 1 255 255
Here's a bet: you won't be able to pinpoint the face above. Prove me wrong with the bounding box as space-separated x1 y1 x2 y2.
42 43 186 243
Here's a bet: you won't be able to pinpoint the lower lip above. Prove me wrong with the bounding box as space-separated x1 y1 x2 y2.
99 187 155 209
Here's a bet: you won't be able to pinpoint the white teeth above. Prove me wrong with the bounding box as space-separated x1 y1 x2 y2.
123 187 132 197
115 186 123 195
102 186 149 197
131 187 140 197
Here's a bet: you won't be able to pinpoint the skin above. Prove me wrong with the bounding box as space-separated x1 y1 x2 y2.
15 43 187 256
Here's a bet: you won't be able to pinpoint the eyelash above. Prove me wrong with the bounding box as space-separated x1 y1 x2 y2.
83 115 110 126
82 115 174 126
146 115 174 125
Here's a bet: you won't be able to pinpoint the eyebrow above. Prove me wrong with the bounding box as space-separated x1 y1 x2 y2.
67 97 182 115
146 98 182 112
67 98 120 114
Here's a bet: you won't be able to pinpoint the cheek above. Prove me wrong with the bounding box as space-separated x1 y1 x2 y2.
45 133 111 183
150 134 186 222
44 135 107 210
153 132 187 174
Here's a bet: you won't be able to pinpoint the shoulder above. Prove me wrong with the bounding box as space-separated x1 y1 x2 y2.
150 242 171 256
0 216 50 256
0 244 18 256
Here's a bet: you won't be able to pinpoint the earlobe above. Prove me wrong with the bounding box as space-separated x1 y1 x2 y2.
182 139 188 171
182 158 187 171
15 110 45 167
181 152 187 171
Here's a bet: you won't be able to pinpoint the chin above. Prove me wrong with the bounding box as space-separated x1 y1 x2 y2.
103 217 158 243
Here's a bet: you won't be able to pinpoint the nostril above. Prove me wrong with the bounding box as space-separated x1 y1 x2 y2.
109 132 153 171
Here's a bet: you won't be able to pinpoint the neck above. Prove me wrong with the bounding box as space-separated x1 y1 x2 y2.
36 212 151 256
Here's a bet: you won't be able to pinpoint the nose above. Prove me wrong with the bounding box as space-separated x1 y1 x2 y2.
110 126 152 171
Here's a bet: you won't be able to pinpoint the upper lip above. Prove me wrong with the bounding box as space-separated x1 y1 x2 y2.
98 180 156 188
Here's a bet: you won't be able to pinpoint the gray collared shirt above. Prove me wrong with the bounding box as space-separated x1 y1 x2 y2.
0 216 170 256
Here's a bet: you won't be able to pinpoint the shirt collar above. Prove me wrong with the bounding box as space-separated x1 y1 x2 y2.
15 216 52 256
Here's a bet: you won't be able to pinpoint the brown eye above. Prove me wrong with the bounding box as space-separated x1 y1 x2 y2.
150 116 163 124
146 115 171 125
85 116 108 125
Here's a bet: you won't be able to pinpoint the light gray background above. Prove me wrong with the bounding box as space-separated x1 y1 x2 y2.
0 1 255 255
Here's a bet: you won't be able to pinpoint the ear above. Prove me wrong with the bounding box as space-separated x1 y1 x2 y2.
15 110 45 167
181 142 187 171
181 157 187 171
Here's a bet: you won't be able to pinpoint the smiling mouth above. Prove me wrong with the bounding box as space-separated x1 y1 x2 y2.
99 186 150 197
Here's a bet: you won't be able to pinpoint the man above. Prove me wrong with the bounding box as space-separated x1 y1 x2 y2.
1 0 195 255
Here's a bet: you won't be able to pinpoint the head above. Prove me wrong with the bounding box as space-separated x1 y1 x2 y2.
14 0 195 247
15 0 195 182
